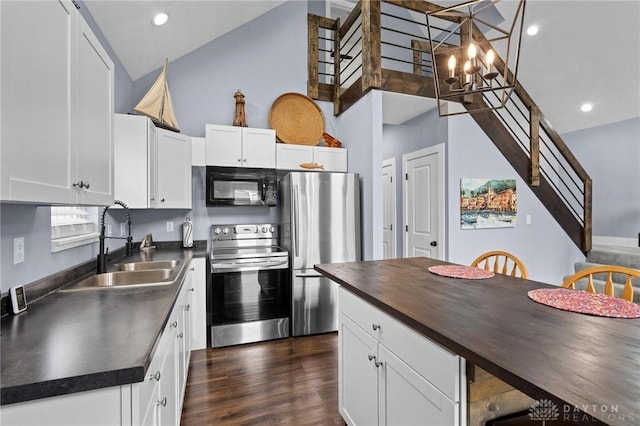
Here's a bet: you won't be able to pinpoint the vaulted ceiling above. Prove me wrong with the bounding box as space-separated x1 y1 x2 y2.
84 0 639 134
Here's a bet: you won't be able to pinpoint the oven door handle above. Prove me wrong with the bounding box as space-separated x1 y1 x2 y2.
212 258 289 270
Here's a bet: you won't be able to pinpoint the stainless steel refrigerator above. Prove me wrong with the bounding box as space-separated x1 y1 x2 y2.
280 172 361 336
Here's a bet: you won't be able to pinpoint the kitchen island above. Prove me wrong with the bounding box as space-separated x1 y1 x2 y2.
315 257 640 426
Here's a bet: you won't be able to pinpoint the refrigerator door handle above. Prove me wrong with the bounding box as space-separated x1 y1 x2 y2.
293 185 299 257
295 272 324 278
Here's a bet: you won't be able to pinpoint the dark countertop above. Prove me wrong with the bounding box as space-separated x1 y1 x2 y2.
315 257 640 426
1 245 208 405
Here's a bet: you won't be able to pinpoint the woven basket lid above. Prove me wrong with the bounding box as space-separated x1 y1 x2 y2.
269 93 325 145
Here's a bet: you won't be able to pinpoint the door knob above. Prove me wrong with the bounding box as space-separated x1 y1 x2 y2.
430 241 437 247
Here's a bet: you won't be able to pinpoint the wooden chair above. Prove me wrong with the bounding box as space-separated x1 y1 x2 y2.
562 265 640 302
471 250 528 279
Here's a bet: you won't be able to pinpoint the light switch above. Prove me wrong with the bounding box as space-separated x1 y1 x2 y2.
14 237 24 264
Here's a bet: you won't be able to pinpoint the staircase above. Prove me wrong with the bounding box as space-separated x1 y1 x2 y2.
569 245 640 302
308 0 592 253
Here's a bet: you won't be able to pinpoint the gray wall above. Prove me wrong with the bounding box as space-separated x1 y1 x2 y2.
446 114 584 284
562 117 640 239
382 107 448 257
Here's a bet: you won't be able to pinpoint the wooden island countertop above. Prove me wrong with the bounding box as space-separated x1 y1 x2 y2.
315 257 640 426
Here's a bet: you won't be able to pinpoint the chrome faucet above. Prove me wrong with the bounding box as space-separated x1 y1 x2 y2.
97 200 134 273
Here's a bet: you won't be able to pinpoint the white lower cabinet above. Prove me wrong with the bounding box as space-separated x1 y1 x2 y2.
189 257 208 350
338 287 465 426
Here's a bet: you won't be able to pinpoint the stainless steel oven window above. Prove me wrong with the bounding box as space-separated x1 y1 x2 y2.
212 269 290 325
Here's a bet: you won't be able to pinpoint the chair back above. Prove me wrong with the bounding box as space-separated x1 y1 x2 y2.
562 265 640 302
471 250 529 279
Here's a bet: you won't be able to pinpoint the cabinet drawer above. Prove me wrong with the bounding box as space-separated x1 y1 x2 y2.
380 313 461 402
339 287 385 340
338 287 461 402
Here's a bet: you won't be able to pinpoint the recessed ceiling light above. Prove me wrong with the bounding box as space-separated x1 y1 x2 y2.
153 12 168 26
526 25 539 36
581 103 593 112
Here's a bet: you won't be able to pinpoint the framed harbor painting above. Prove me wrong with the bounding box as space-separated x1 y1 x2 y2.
460 178 517 229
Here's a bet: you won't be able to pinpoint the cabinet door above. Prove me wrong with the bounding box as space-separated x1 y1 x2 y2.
74 18 114 205
339 314 379 426
314 147 347 172
189 258 208 350
158 317 179 426
205 124 242 167
243 128 276 168
156 129 192 209
1 0 75 203
276 144 313 170
378 345 458 426
114 114 151 208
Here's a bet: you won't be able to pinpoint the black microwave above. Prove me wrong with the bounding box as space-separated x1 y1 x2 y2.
206 167 278 207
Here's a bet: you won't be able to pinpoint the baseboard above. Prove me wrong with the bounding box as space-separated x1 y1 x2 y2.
592 236 638 248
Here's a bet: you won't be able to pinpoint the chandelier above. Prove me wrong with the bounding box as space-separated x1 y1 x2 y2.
426 0 526 117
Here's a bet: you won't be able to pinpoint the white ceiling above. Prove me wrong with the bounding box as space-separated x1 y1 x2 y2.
84 0 640 134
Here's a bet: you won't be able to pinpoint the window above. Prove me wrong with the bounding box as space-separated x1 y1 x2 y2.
51 206 100 252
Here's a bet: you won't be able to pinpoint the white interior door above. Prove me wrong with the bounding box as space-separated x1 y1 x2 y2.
382 158 397 259
403 145 445 260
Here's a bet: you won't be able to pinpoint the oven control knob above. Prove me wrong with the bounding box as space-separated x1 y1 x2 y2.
214 227 221 235
262 226 268 233
269 226 275 233
223 227 229 234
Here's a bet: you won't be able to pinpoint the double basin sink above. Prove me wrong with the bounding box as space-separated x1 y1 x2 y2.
62 260 181 291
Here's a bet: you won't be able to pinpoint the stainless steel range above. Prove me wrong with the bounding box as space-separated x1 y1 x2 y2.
209 224 290 348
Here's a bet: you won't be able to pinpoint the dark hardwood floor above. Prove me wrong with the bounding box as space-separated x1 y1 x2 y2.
180 333 343 425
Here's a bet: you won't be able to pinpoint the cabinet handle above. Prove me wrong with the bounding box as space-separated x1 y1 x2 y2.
177 332 184 339
237 158 242 162
372 323 381 331
170 321 178 328
190 267 195 271
189 288 195 292
72 181 81 188
149 371 161 381
157 397 167 407
83 181 90 189
367 354 383 367
160 198 165 203
150 198 155 202
185 304 191 311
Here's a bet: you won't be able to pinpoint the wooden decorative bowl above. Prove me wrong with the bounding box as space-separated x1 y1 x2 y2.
269 93 325 145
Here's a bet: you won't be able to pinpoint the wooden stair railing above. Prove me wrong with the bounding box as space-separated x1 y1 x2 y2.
308 0 592 253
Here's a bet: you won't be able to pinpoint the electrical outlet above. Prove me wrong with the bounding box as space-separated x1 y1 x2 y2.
166 221 174 232
14 237 25 264
107 224 113 236
526 214 532 225
120 222 126 237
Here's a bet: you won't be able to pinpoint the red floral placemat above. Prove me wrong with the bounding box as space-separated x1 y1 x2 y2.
428 265 495 279
528 288 640 318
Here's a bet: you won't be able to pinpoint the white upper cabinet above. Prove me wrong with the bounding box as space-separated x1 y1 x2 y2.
0 0 114 205
205 124 276 168
74 18 115 205
276 144 347 172
114 114 192 209
156 128 192 209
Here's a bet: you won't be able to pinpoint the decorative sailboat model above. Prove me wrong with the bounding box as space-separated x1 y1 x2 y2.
134 58 180 132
